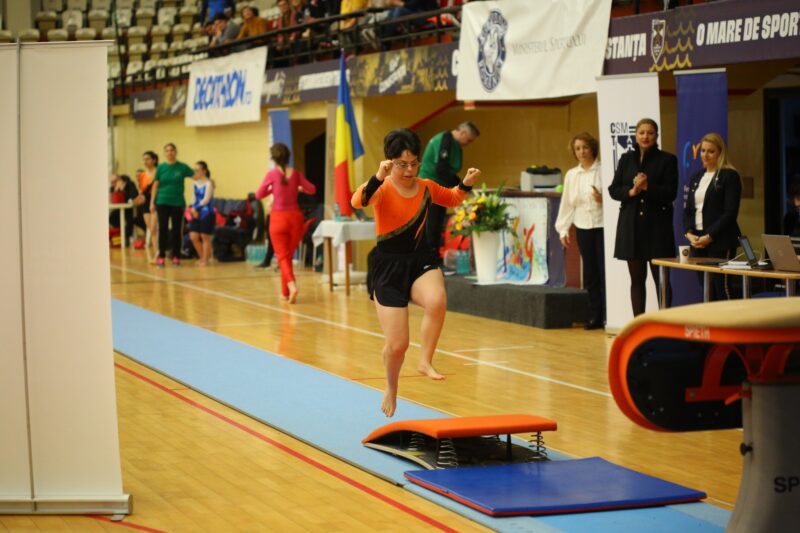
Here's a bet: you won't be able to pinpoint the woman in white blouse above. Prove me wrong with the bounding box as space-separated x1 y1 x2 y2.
555 132 605 329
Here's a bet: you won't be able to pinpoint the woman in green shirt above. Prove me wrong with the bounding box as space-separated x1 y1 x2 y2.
149 143 195 266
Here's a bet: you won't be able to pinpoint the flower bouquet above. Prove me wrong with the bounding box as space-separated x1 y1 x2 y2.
452 184 513 236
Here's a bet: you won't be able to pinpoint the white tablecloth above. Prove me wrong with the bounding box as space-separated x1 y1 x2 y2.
312 220 376 248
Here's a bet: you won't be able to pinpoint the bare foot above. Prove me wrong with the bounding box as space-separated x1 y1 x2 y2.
382 389 397 417
287 281 298 304
279 294 289 301
197 260 208 267
418 362 446 380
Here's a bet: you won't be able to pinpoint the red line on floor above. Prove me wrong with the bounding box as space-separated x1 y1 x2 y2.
89 515 168 533
114 362 459 533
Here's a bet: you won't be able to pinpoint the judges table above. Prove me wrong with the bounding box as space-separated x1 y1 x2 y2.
109 201 134 249
312 220 376 296
653 257 800 307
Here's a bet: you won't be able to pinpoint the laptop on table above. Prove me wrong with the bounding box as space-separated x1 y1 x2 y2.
762 234 800 273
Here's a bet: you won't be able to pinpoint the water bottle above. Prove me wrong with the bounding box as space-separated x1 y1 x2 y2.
334 203 341 221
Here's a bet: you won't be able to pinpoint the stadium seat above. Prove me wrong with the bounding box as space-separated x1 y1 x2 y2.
191 22 204 39
143 59 157 81
139 0 157 9
42 0 64 12
158 7 177 26
88 9 108 32
0 30 13 43
184 0 200 7
126 25 148 46
116 9 133 28
76 27 97 40
47 29 70 41
149 41 168 59
108 61 121 80
35 12 59 33
136 7 156 29
66 0 88 10
167 40 182 57
92 0 111 9
101 27 117 40
128 42 148 62
179 6 198 26
150 25 170 45
195 35 210 48
161 0 180 8
18 29 41 43
171 23 191 43
116 0 134 9
125 59 144 81
62 10 84 30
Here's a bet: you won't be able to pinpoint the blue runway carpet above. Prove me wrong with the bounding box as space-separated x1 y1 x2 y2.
112 299 729 532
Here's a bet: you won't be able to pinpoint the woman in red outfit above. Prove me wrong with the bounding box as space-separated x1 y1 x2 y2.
256 144 317 303
352 129 481 417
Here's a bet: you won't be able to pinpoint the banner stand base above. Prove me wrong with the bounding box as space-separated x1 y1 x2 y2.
0 494 131 515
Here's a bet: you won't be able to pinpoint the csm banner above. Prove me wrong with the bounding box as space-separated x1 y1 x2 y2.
596 73 661 332
605 0 800 74
493 197 549 285
186 46 267 127
672 70 728 307
457 0 612 101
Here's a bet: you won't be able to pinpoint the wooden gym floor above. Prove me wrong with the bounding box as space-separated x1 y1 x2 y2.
1 249 741 532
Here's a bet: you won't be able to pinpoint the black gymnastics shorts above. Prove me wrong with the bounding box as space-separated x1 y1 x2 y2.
188 214 215 235
367 248 440 308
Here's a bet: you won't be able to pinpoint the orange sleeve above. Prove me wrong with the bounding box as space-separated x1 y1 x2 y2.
426 180 470 208
351 176 384 209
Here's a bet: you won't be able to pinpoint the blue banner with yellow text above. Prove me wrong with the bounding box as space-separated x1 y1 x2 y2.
672 71 728 306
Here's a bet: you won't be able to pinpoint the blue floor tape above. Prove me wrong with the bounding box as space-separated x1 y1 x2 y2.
112 299 729 532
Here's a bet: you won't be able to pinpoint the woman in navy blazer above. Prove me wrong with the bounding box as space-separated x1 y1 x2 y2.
683 133 741 300
609 118 678 316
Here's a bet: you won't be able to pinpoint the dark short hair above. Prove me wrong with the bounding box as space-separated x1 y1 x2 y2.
212 13 229 22
143 150 159 164
244 6 259 16
196 160 210 178
164 142 177 151
636 118 659 133
384 129 420 159
458 121 480 138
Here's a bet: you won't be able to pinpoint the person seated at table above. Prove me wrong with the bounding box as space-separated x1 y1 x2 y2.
109 174 140 242
237 6 271 40
683 133 741 301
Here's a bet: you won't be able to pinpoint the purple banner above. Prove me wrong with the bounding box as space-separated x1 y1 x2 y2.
605 0 800 75
671 71 728 306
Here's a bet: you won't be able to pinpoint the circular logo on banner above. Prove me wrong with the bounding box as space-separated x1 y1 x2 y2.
477 9 507 92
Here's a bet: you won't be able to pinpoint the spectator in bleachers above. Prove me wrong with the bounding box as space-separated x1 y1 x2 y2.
188 161 216 267
340 0 368 30
136 150 160 258
210 13 240 47
380 0 438 40
237 6 271 40
202 0 235 23
274 0 298 48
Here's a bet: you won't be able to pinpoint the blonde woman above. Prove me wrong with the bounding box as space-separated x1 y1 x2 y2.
683 133 741 300
555 132 605 329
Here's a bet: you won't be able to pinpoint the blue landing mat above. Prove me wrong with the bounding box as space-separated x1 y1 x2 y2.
111 299 729 532
404 458 706 516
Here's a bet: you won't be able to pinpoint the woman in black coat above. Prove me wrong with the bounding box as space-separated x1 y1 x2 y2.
684 133 741 300
608 118 678 316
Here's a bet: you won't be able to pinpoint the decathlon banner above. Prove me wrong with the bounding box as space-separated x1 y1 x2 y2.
457 0 612 101
186 47 268 127
672 69 728 307
596 73 661 332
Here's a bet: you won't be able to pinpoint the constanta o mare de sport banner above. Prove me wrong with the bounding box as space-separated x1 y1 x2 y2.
186 46 267 127
457 0 612 100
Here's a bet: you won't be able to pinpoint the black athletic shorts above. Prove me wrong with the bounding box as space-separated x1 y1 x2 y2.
188 214 215 235
367 248 440 308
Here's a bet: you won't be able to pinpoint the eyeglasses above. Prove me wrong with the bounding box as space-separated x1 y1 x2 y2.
392 160 420 171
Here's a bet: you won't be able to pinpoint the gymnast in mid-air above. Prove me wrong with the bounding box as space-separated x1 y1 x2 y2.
352 129 481 417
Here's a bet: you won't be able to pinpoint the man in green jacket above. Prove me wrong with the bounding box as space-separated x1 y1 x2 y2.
420 121 480 257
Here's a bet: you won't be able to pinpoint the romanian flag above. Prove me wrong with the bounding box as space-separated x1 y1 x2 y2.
334 54 364 217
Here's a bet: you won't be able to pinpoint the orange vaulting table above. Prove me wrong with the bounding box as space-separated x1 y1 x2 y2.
607 298 800 532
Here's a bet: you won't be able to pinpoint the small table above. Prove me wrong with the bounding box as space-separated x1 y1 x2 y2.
109 202 134 249
652 257 800 307
312 220 376 295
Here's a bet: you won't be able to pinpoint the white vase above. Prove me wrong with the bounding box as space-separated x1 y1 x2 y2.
472 231 500 283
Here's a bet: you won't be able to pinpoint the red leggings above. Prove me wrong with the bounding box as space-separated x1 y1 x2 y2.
269 210 305 297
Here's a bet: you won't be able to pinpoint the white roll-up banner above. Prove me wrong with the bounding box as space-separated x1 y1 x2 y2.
597 73 661 333
186 46 268 127
457 0 612 101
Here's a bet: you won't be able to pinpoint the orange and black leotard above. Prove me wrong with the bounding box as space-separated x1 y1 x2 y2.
352 176 472 254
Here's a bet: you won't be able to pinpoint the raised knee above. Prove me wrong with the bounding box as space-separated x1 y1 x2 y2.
386 339 409 356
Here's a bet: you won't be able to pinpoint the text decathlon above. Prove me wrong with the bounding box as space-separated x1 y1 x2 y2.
193 70 252 110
